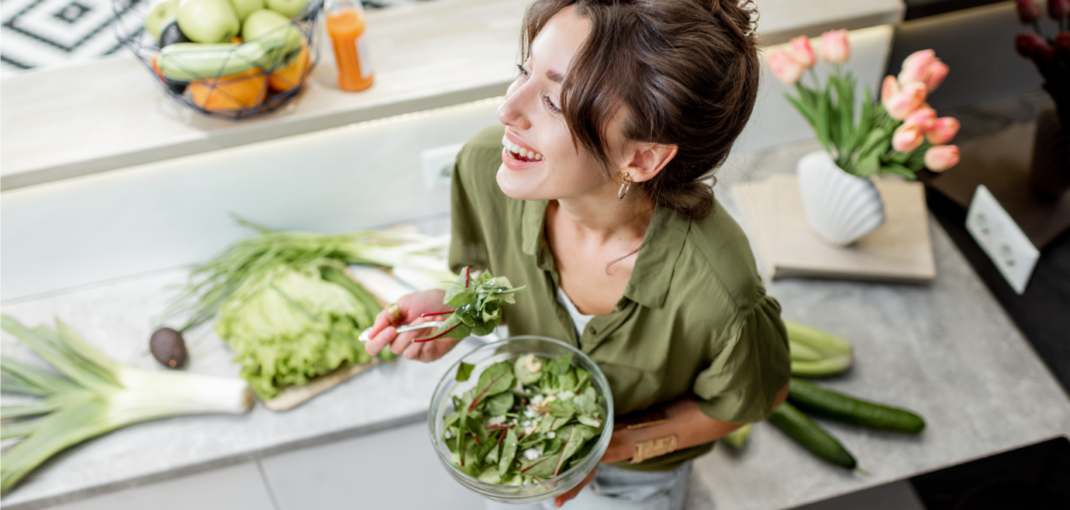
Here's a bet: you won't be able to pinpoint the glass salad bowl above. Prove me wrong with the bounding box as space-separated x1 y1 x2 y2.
428 336 614 504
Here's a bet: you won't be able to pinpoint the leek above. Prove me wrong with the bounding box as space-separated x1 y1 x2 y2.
0 315 251 493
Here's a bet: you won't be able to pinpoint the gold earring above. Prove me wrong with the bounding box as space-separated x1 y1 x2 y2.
618 173 632 201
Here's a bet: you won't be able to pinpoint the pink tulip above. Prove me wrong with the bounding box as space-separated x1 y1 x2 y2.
883 81 927 120
898 50 936 82
922 61 949 92
766 47 805 85
926 117 960 145
903 108 937 132
893 124 925 152
789 36 816 67
820 30 850 63
898 50 948 92
925 145 960 172
881 75 900 104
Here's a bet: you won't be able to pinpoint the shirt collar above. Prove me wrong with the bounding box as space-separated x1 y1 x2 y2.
520 199 690 309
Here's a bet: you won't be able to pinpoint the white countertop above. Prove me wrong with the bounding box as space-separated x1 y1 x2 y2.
0 0 904 191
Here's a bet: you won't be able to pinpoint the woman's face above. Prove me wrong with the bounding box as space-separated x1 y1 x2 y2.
496 6 624 201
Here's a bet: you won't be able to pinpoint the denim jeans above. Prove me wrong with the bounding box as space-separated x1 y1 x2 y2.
484 461 692 510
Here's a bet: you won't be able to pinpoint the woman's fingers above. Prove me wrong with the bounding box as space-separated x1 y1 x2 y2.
391 316 429 356
364 324 396 356
554 467 596 507
363 307 400 355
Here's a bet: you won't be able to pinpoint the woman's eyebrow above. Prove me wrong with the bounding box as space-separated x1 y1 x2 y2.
546 69 565 83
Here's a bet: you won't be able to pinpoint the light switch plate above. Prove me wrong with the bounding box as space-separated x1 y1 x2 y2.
965 185 1039 294
421 144 464 191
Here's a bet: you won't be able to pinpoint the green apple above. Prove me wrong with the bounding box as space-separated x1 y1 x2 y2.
242 9 303 69
176 0 240 43
227 0 264 21
265 0 307 20
145 0 178 41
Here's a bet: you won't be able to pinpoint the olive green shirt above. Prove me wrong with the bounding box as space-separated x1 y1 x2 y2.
448 125 791 470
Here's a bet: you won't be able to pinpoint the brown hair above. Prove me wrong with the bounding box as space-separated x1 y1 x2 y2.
522 0 760 219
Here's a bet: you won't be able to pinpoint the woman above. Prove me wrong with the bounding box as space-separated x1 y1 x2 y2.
366 0 790 508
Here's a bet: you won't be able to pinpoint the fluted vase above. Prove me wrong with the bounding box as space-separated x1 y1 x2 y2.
796 151 886 247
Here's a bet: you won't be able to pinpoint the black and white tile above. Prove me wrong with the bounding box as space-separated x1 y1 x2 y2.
1 0 147 75
0 0 413 76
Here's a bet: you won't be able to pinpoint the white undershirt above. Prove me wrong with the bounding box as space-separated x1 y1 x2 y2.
556 286 596 337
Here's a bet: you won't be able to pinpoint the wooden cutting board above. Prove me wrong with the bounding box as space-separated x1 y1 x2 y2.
263 360 380 411
733 174 936 283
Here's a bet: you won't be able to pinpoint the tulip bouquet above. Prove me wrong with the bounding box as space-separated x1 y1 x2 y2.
766 31 961 176
1014 0 1070 124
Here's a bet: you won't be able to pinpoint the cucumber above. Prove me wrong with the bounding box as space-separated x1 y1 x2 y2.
157 39 285 81
769 402 857 469
787 320 853 376
788 378 926 434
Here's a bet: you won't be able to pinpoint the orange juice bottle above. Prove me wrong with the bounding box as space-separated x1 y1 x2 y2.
325 0 374 92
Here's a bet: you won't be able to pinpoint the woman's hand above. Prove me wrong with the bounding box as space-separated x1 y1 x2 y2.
363 290 459 362
552 429 634 507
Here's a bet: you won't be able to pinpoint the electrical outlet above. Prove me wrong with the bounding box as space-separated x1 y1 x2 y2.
421 144 464 191
966 185 1039 294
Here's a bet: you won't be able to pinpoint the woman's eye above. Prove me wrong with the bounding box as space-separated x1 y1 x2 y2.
517 64 530 79
543 95 561 114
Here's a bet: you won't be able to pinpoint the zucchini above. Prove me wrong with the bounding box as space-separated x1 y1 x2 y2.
157 39 285 82
769 402 857 469
788 378 926 434
786 320 853 376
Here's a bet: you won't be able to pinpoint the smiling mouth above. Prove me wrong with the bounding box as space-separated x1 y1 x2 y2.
502 136 545 163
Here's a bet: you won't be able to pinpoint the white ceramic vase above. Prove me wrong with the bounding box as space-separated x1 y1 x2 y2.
796 151 886 247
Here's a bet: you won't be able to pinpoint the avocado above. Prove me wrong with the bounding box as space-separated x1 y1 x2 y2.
160 20 191 47
150 327 188 369
159 21 192 95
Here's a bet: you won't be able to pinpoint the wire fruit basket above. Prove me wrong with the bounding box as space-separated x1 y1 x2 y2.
113 0 323 120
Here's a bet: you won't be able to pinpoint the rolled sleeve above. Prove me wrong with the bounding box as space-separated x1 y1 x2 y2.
693 295 791 424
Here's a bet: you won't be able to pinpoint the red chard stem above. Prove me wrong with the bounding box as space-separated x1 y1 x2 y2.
421 311 453 317
414 323 460 342
468 372 510 411
521 458 548 474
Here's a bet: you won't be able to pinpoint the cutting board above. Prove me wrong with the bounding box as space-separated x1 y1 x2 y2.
733 174 936 283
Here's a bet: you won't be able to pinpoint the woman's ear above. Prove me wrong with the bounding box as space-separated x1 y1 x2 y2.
624 142 678 183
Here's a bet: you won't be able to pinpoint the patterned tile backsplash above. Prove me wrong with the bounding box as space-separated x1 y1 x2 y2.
0 0 413 76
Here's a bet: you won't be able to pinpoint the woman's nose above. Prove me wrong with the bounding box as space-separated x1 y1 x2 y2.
497 80 531 130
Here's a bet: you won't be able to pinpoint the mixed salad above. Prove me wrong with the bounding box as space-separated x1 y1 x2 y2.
443 352 607 485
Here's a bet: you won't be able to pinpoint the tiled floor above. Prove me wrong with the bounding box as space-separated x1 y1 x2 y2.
40 421 926 510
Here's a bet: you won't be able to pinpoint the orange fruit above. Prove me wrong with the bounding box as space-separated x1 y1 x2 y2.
268 44 311 92
189 69 267 112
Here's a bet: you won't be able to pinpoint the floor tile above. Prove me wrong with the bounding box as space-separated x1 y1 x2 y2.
260 420 485 510
786 480 926 510
42 462 277 510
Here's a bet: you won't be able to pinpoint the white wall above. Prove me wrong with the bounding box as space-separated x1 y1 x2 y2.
0 26 893 301
1 99 503 301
